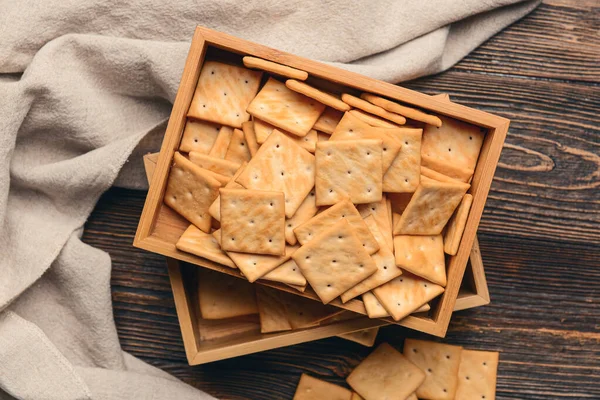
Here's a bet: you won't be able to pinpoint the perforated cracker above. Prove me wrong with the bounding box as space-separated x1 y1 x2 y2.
164 152 221 232
315 139 383 206
175 224 235 268
346 343 425 400
292 218 378 304
313 107 344 133
236 129 315 218
455 349 499 400
293 199 379 255
357 196 393 251
394 176 470 235
224 128 251 164
404 339 463 400
208 162 246 222
293 374 352 400
220 188 285 256
208 126 234 158
189 152 241 177
340 215 401 303
179 119 221 153
247 78 325 137
188 61 262 128
373 273 444 321
394 234 447 287
261 259 306 286
285 189 318 245
382 128 423 192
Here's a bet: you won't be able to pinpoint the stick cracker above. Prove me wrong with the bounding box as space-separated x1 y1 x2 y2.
361 93 442 127
349 109 400 128
286 79 350 111
341 94 406 125
243 56 308 81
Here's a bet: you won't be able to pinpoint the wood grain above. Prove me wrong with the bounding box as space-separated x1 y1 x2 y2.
81 1 599 398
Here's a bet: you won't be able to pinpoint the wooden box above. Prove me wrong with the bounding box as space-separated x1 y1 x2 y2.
134 26 508 337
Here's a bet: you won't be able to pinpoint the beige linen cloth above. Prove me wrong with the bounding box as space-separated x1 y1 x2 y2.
0 1 538 399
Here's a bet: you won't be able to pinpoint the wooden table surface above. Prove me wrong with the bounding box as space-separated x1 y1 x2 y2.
82 1 599 398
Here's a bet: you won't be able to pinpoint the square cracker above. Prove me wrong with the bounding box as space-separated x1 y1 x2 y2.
444 193 474 256
208 126 234 159
421 165 462 184
373 273 444 321
280 291 343 328
315 139 383 206
285 189 318 245
255 286 292 333
224 128 252 164
455 349 500 400
293 199 379 255
236 129 315 218
338 327 379 347
188 61 262 128
340 215 401 303
313 107 343 134
241 121 260 156
403 339 463 400
261 259 306 286
292 218 378 304
422 115 485 172
208 162 246 222
175 224 235 268
179 119 221 153
254 119 319 152
220 188 285 256
421 154 474 183
197 268 257 319
362 292 390 318
346 343 425 400
394 234 447 287
330 112 402 173
247 77 325 137
164 152 221 232
394 176 470 235
357 196 393 252
189 152 241 177
382 128 423 192
293 374 352 400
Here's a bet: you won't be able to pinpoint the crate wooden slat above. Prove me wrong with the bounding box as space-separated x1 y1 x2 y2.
134 26 507 337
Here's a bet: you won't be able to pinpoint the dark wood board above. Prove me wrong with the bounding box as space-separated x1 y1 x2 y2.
82 1 600 398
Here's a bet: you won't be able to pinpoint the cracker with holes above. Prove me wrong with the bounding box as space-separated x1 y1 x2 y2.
189 152 241 177
256 286 292 333
346 343 425 400
208 162 246 221
164 152 221 232
373 273 444 321
197 268 257 319
338 327 379 347
421 165 463 184
294 374 353 400
224 128 252 164
294 199 379 254
219 188 285 256
357 196 393 251
422 115 485 172
404 339 463 400
261 259 306 286
247 78 325 137
179 119 221 153
208 126 234 158
280 292 343 328
340 216 401 303
330 112 402 173
349 109 400 128
285 189 318 245
444 193 474 256
341 94 406 125
292 218 378 304
313 107 343 133
455 349 499 400
362 292 390 318
315 139 383 206
421 155 474 183
382 128 423 192
254 122 319 152
241 121 260 156
394 234 447 287
394 176 470 235
236 130 315 218
243 56 308 81
361 93 443 127
188 61 262 128
286 79 350 111
175 225 235 268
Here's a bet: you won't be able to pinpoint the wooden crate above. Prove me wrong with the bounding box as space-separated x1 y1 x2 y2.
143 153 489 364
134 26 507 337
